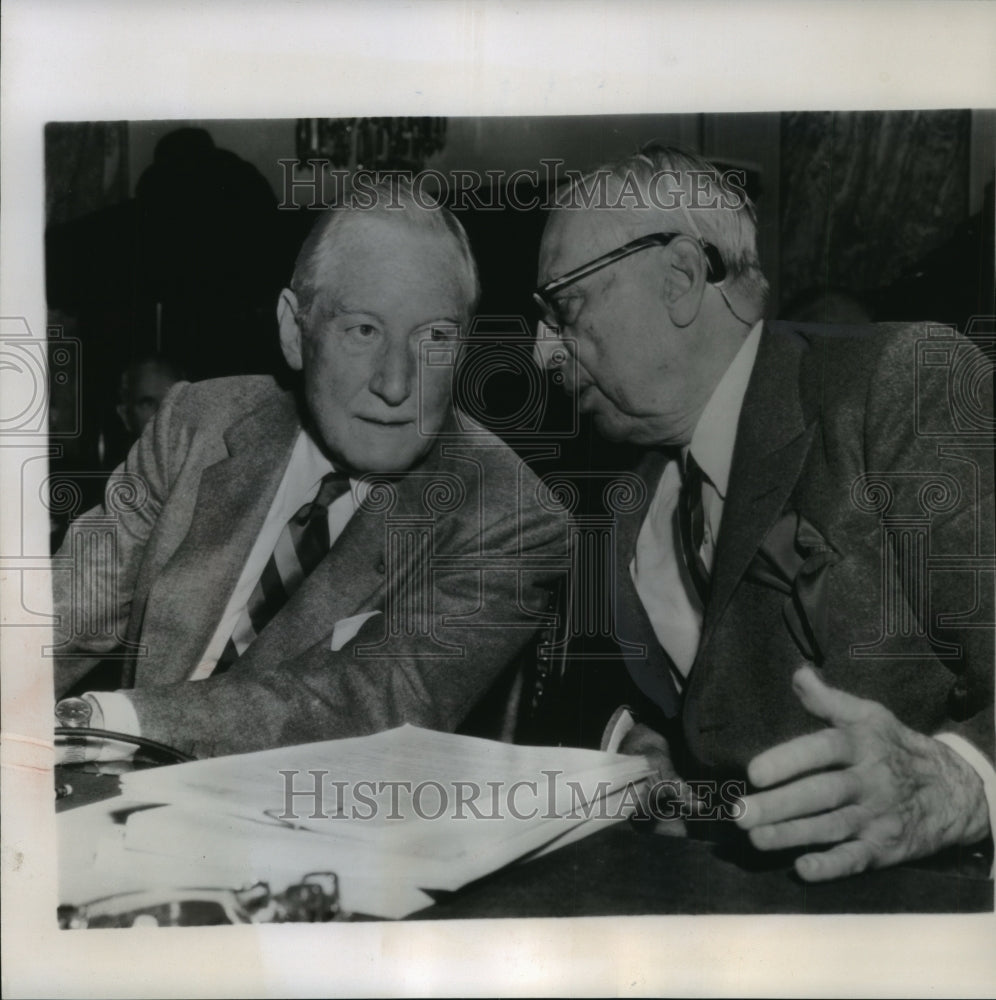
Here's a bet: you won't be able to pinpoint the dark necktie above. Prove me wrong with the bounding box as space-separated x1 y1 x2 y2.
676 453 710 607
211 471 352 675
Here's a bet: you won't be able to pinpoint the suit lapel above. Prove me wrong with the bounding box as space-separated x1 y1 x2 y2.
698 324 816 655
241 431 452 667
241 504 388 666
137 392 301 684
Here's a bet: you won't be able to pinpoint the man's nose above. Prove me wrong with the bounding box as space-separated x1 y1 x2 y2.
369 340 414 405
533 319 567 371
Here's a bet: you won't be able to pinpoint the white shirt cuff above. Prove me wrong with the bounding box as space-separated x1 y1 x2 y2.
83 691 141 761
934 732 995 876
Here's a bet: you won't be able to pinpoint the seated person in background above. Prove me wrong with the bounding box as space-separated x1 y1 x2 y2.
54 180 567 760
533 144 994 881
116 355 186 440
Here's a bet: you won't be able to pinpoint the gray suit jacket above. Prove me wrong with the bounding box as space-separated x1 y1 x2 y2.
53 376 568 758
612 322 994 777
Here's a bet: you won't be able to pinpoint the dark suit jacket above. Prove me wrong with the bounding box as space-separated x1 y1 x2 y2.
53 376 568 759
612 321 994 779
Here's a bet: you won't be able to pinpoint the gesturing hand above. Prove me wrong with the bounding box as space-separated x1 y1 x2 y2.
735 665 990 881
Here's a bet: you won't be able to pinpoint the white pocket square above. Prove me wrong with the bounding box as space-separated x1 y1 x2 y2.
330 611 382 651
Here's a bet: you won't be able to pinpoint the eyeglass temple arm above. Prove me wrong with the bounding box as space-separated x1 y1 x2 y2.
539 236 672 299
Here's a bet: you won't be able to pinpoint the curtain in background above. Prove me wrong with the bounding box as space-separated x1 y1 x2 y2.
45 122 129 226
779 110 970 309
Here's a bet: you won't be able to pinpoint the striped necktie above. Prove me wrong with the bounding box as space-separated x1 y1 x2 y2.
211 471 352 675
676 452 710 607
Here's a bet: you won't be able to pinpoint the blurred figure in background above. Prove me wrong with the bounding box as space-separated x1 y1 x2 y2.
116 355 186 439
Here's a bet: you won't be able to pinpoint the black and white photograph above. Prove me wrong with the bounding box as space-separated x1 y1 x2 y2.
2 2 995 997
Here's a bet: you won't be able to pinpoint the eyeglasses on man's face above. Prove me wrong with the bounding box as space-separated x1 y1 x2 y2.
532 232 727 328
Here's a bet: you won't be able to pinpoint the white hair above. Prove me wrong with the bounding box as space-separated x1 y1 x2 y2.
557 145 770 310
291 176 480 324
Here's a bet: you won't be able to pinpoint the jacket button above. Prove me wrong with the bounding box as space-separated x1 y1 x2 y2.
376 561 386 574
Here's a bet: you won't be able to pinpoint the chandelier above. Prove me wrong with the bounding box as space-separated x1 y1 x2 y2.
295 118 448 173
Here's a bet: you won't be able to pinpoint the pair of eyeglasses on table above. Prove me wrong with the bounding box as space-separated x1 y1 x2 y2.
55 727 351 927
58 874 345 929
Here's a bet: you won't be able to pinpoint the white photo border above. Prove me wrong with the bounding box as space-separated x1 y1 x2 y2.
2 1 995 997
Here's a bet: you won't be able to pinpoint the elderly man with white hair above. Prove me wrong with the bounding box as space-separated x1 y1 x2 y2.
534 145 994 882
53 179 568 761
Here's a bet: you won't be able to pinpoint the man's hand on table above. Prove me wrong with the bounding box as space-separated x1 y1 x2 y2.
736 665 991 882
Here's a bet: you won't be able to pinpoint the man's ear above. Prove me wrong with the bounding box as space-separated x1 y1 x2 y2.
277 288 304 371
663 237 708 328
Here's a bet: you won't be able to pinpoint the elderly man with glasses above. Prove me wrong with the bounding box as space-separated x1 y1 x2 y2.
534 145 994 882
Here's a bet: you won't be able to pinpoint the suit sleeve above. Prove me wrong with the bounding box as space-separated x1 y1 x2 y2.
51 383 186 697
123 475 569 758
862 329 994 762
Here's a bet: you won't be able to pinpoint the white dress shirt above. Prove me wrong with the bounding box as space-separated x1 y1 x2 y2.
630 321 763 683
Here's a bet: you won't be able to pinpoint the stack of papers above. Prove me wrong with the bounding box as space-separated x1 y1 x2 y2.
60 725 652 918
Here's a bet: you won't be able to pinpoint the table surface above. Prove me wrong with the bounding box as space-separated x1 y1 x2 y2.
58 766 993 919
410 822 993 918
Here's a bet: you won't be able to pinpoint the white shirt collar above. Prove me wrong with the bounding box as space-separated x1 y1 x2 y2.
294 428 369 505
687 321 763 499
